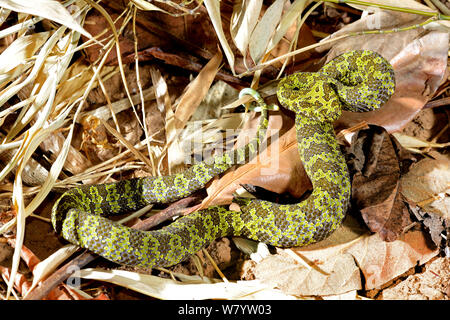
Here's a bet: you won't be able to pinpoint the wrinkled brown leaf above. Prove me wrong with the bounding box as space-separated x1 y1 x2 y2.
345 230 438 290
409 205 449 250
292 215 439 290
202 110 306 208
348 125 413 241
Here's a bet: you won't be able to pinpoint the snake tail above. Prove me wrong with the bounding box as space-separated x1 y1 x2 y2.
52 89 268 234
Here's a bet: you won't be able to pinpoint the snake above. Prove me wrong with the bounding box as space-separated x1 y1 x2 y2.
51 50 395 268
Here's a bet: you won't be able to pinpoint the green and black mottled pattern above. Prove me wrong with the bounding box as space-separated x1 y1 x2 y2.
52 50 395 267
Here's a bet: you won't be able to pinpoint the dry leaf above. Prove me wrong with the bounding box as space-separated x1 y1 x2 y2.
150 66 180 173
291 216 439 290
174 50 222 130
400 158 450 218
346 0 436 12
202 110 306 208
349 126 413 241
345 230 438 290
392 132 450 151
249 0 284 64
0 0 91 38
255 250 361 296
266 0 307 52
0 32 49 87
204 0 235 74
78 268 296 300
400 158 449 248
230 0 263 56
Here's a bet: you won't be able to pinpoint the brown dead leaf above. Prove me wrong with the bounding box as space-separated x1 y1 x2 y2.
291 216 439 291
345 230 438 290
409 205 449 251
202 109 307 208
348 126 413 242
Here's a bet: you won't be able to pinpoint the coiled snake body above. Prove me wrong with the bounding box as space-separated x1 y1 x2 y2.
52 50 395 267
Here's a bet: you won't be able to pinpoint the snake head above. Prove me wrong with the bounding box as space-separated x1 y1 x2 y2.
277 50 396 121
277 72 342 123
320 50 396 112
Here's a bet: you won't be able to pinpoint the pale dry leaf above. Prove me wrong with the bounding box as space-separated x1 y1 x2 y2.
0 27 64 112
437 19 450 29
0 15 43 40
249 0 285 64
0 32 49 86
174 50 222 130
28 244 79 294
78 268 295 300
292 215 369 261
56 63 118 113
7 167 25 298
291 215 438 290
400 158 450 218
380 256 450 300
204 0 235 74
392 132 450 151
255 250 361 296
0 102 77 236
230 0 263 56
7 77 59 298
0 0 91 38
0 8 11 25
13 28 81 139
150 67 181 173
131 0 171 13
23 95 76 215
267 0 307 52
0 136 48 186
322 289 361 300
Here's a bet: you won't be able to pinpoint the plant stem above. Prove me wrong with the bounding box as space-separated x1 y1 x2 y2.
318 0 450 20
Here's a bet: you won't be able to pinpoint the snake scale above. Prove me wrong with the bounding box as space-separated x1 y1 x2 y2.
52 50 395 268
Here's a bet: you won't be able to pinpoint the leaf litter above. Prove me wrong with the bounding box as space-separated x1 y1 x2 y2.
0 0 449 300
